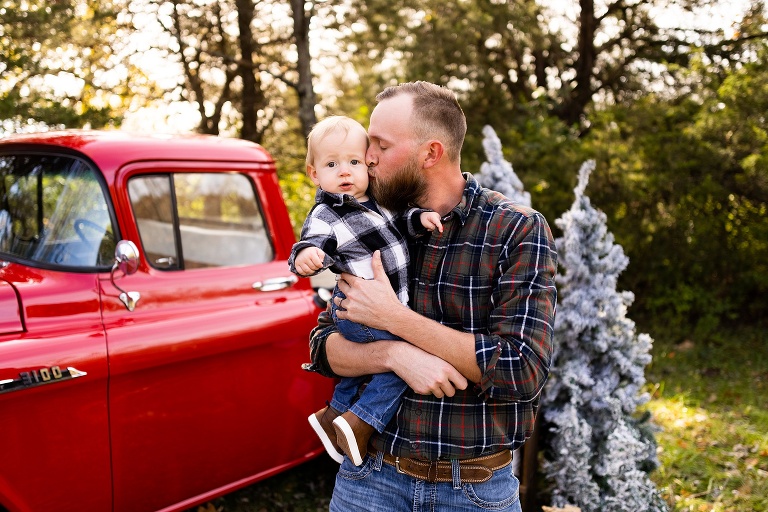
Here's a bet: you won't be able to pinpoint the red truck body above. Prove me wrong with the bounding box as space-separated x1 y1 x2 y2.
0 131 333 512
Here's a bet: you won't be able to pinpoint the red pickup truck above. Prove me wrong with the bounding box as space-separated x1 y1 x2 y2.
0 131 334 512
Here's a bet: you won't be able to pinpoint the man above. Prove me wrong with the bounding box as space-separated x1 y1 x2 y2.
306 81 558 511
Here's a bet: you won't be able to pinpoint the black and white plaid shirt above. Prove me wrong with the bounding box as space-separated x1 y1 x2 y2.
288 188 426 305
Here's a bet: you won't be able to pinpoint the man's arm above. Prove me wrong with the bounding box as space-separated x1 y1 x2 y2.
335 211 558 403
326 331 469 398
307 305 468 397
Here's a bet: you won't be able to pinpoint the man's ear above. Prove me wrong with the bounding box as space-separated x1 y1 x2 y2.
307 164 321 186
422 140 444 169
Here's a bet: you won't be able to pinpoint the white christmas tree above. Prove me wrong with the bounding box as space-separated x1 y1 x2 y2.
542 160 667 512
475 124 531 477
476 125 531 207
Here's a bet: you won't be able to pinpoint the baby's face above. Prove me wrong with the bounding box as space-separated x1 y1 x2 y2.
309 127 370 201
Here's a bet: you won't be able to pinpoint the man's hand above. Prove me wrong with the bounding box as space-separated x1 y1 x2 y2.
293 246 326 276
334 250 400 331
389 342 468 398
324 334 468 398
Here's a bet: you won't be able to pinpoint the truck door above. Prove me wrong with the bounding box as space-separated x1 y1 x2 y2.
101 163 329 512
0 152 113 511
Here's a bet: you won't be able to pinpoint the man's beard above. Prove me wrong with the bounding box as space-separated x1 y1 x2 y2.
369 159 427 211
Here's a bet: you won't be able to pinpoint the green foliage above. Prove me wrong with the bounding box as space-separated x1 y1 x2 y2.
0 0 145 131
259 105 315 237
575 93 766 334
466 100 587 226
279 170 315 239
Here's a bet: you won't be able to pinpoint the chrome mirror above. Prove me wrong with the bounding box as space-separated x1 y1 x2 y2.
113 240 140 276
110 240 141 311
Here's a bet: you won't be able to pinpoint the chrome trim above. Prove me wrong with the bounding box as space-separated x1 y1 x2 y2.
252 275 298 292
0 366 88 395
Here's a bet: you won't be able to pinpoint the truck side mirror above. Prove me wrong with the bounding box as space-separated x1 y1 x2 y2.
110 240 141 311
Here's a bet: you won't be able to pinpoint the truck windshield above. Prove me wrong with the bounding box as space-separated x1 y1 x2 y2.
0 153 116 269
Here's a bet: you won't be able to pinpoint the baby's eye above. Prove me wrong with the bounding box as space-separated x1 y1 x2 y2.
351 159 361 165
327 161 337 168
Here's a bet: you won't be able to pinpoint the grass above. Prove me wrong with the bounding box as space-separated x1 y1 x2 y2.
191 325 768 512
644 325 768 512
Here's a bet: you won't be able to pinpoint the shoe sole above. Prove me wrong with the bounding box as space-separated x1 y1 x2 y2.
308 413 344 464
333 416 364 466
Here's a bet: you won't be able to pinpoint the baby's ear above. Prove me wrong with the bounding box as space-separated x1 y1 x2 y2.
307 164 321 185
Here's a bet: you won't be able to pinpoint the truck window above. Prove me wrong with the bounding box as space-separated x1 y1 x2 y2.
128 173 274 269
0 154 116 269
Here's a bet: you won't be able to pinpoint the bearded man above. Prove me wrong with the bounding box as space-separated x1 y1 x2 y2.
306 81 558 512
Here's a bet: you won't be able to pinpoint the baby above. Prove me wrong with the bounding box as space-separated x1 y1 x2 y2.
288 116 442 466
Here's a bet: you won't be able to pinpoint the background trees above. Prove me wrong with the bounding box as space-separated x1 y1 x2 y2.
2 0 766 332
0 0 144 133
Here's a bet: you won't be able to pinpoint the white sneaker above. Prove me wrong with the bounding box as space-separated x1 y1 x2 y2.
308 407 344 464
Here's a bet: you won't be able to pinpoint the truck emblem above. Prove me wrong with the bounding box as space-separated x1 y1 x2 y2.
0 366 87 394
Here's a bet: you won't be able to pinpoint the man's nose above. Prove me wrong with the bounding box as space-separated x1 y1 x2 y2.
366 148 378 167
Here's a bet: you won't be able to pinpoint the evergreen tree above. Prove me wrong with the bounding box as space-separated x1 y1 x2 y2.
542 160 667 512
475 125 531 207
475 123 532 477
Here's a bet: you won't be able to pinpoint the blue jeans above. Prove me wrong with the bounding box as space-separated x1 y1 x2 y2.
330 288 408 433
330 451 522 512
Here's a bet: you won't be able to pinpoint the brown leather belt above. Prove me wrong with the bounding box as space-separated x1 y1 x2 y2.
381 450 512 483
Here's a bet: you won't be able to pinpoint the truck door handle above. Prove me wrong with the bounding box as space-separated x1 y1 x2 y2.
252 276 297 292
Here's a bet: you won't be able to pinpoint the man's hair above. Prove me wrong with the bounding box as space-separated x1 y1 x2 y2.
306 116 368 169
376 81 466 163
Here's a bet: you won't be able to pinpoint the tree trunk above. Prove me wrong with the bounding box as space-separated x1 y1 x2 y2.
235 0 261 142
570 0 596 127
292 0 317 138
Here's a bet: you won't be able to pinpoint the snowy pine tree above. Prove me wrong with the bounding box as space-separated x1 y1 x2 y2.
476 125 531 207
542 160 667 512
475 124 532 477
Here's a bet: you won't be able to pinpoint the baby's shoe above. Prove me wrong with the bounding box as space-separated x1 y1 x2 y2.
332 411 375 466
308 405 344 463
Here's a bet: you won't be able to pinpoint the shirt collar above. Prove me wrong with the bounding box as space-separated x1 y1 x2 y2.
315 188 360 207
443 172 480 225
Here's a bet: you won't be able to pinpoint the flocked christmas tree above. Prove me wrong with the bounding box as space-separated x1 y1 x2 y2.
475 124 530 477
476 125 531 207
541 160 667 512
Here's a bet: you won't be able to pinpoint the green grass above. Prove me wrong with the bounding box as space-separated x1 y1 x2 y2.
191 325 768 512
644 326 768 512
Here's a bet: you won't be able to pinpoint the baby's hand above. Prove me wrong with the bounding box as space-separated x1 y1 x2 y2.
420 211 443 233
294 246 326 276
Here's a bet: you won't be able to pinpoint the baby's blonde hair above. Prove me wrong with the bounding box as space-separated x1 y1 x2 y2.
306 116 368 170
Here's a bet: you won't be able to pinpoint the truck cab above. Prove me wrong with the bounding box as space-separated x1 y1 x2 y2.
0 130 333 512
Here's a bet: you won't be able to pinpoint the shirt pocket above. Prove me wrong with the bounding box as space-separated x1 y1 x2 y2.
434 273 493 332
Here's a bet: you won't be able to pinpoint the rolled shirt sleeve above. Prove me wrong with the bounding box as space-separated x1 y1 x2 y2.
475 212 557 401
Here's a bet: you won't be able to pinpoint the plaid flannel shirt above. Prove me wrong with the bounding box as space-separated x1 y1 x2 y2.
306 173 558 460
289 188 425 305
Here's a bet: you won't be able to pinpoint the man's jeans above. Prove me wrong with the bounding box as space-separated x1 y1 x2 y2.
329 451 522 512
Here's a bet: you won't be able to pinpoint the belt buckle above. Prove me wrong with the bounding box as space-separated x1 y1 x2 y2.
394 457 406 474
